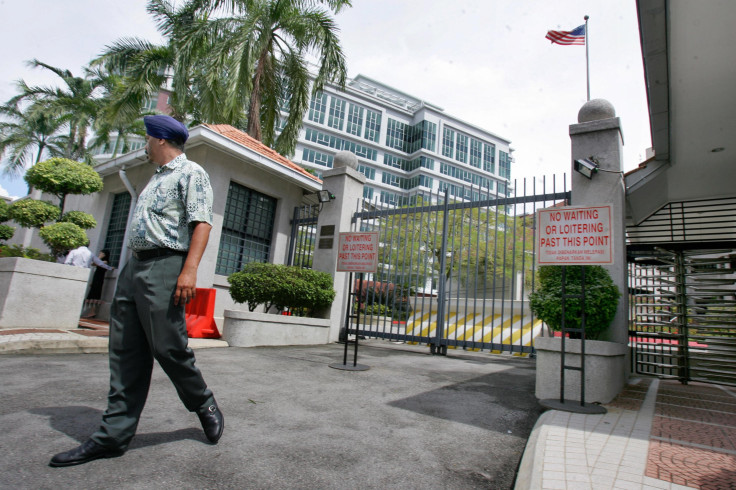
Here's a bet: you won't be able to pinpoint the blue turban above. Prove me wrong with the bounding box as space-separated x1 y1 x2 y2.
143 115 189 143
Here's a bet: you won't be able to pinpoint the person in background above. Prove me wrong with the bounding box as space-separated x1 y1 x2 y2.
82 249 113 319
49 114 223 468
65 242 115 271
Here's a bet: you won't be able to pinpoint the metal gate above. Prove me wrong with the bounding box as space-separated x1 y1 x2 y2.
345 177 570 355
629 248 736 386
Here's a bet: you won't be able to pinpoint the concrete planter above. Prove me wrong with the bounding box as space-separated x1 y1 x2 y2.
222 309 330 347
0 257 89 330
534 337 628 404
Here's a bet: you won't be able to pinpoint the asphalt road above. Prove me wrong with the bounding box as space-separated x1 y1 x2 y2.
0 341 542 489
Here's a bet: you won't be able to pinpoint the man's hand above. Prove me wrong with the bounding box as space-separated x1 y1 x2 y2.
174 267 198 305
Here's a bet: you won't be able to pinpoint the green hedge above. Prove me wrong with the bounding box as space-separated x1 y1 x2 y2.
528 265 620 340
228 263 336 317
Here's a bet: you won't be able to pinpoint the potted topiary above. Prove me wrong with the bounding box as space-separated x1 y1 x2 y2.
0 157 103 330
530 265 628 404
222 263 336 347
529 265 620 340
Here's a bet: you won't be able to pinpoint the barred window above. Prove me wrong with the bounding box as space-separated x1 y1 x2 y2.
103 192 132 267
215 182 276 276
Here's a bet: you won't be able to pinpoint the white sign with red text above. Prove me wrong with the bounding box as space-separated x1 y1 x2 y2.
337 232 379 272
536 205 614 265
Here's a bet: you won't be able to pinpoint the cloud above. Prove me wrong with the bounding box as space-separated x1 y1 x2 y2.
0 183 19 201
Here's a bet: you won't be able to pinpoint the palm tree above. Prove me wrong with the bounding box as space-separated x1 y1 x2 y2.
92 0 222 124
203 0 351 155
0 102 65 188
7 60 107 162
95 0 350 156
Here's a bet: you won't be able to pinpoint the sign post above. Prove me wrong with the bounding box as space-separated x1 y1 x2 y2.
536 205 612 414
329 232 379 372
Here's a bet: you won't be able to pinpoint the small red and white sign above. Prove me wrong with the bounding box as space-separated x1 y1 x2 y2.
536 205 614 265
337 232 379 272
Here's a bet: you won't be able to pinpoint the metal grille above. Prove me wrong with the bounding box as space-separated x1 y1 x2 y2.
629 248 736 386
287 204 319 268
215 182 276 275
627 197 736 247
103 192 131 267
346 176 570 355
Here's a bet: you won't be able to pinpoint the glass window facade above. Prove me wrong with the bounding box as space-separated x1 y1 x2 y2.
499 151 511 179
215 182 276 276
386 118 407 151
470 139 482 168
304 128 377 161
357 164 376 180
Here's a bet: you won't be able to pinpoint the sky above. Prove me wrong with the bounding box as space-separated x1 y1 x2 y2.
0 0 651 200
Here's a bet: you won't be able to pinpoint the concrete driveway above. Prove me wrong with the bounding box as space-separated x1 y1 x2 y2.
0 341 541 489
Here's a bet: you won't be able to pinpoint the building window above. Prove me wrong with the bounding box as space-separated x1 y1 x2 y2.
470 139 482 168
328 97 346 130
364 109 381 143
442 127 455 158
302 148 334 168
420 121 437 153
357 164 376 180
386 118 407 152
346 104 364 136
304 128 377 161
381 171 401 188
363 186 374 200
455 133 468 163
103 192 132 267
483 143 495 173
308 92 328 124
215 182 276 276
499 151 511 179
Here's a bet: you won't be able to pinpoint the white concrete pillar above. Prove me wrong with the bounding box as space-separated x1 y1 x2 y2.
311 151 366 342
569 99 629 345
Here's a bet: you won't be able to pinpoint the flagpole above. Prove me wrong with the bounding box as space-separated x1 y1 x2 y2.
585 15 590 100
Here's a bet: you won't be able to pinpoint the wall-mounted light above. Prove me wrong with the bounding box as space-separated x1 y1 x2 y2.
574 158 599 179
317 190 336 203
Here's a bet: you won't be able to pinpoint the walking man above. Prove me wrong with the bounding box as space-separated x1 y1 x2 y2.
50 115 223 467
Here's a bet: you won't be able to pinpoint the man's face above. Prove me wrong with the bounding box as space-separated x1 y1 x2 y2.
144 134 162 165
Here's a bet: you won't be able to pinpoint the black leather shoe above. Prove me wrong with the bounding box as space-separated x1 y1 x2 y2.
49 439 124 467
197 402 224 444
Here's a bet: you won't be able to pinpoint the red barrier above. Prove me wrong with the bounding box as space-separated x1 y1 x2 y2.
185 288 221 339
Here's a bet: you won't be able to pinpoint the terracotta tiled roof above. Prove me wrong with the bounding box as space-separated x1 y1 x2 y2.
203 124 321 183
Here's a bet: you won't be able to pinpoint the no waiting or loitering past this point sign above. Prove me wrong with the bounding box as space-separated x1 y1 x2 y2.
337 232 379 272
536 205 614 265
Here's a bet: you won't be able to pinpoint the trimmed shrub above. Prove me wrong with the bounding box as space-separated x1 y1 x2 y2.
529 265 620 340
0 224 15 242
60 211 97 230
8 199 60 228
0 244 55 262
39 222 89 258
228 263 336 317
24 157 103 205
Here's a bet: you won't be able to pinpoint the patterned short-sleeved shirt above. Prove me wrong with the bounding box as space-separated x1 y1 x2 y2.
128 154 214 252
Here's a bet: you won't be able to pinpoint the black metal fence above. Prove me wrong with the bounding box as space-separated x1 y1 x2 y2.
343 176 570 355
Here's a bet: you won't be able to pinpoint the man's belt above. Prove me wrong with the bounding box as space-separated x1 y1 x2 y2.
132 248 187 261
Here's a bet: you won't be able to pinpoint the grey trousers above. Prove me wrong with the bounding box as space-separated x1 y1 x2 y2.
91 253 213 450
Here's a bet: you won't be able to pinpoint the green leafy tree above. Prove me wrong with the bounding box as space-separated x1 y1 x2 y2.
38 222 90 258
59 210 97 230
372 196 534 298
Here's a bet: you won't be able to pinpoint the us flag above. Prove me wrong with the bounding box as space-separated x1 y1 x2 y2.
545 24 586 45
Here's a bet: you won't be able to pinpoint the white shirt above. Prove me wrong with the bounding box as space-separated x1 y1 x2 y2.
64 246 113 270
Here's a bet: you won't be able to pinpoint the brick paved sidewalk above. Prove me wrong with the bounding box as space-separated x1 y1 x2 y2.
647 381 736 489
